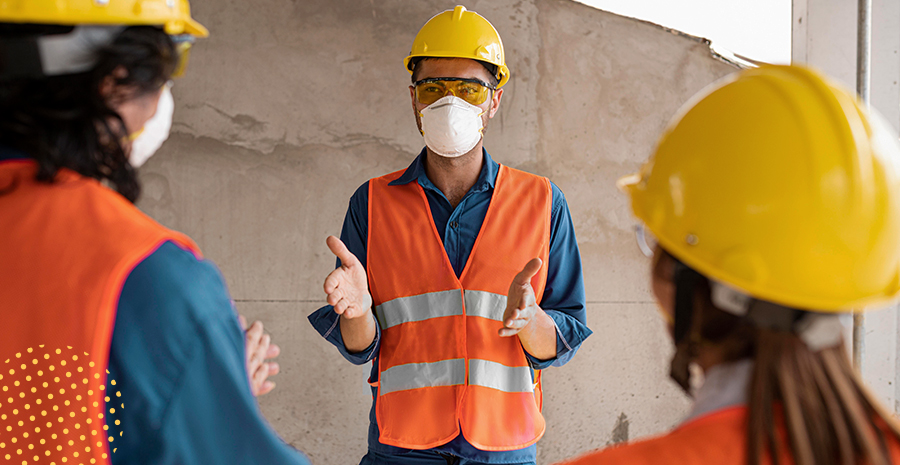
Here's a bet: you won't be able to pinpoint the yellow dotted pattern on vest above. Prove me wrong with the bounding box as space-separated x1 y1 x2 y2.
0 346 123 464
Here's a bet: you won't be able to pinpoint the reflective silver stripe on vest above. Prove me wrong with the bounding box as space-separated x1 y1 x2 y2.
375 290 463 330
379 358 466 395
463 290 507 322
468 359 534 393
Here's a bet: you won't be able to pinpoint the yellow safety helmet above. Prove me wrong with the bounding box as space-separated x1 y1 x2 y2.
619 65 900 312
0 0 207 79
0 0 208 37
404 5 509 89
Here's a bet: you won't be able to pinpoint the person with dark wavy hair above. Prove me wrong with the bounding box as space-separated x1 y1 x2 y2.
0 2 310 464
557 66 900 465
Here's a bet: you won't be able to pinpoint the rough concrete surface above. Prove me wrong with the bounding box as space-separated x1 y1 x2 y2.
137 0 737 463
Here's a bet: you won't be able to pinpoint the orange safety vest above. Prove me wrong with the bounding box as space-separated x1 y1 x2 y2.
554 406 900 464
0 160 200 464
367 164 552 451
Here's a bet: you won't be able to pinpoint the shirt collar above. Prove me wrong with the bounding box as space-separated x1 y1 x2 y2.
389 147 499 194
684 358 752 423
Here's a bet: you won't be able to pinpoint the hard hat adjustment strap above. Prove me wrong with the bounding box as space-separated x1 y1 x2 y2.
746 301 843 351
745 300 801 332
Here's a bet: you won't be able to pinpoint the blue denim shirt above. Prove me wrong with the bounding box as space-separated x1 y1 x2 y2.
308 148 592 463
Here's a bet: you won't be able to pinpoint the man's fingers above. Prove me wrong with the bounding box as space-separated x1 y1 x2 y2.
245 321 264 360
257 380 276 396
266 343 280 360
518 292 536 311
251 362 270 395
260 333 271 353
513 258 543 287
504 317 529 330
326 235 360 268
333 298 348 314
250 333 270 365
498 326 522 337
247 320 264 340
267 362 280 376
324 267 344 294
327 286 344 307
343 304 369 320
504 308 522 324
238 314 248 330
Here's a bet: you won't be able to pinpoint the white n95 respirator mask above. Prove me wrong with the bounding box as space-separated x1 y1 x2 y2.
419 95 485 158
129 84 174 168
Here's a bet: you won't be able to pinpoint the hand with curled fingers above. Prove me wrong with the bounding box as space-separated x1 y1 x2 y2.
239 314 281 397
499 258 544 337
323 235 373 320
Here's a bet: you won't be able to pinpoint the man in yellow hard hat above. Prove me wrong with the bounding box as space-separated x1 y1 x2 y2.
0 1 309 463
308 6 592 465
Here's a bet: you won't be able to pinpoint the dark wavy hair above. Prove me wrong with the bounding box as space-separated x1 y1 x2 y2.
653 247 900 465
0 25 176 202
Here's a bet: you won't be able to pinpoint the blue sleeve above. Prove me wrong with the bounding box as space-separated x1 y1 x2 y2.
106 241 310 465
307 181 381 365
525 183 593 369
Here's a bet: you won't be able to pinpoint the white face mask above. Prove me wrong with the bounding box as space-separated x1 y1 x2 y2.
419 95 485 158
129 85 174 168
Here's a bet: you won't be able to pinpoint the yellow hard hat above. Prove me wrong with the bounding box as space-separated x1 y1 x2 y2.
619 65 900 312
404 5 509 88
0 0 208 37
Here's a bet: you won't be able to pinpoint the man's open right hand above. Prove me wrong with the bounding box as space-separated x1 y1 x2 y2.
324 235 373 320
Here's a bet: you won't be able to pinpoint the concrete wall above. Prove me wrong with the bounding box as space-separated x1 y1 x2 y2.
137 1 737 462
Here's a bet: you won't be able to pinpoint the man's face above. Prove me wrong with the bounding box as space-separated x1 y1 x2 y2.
409 58 504 135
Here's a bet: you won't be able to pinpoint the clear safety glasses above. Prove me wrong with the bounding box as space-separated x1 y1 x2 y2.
634 223 658 258
413 77 495 106
170 34 196 78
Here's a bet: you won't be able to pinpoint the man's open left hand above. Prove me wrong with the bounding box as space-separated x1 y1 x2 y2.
499 258 543 337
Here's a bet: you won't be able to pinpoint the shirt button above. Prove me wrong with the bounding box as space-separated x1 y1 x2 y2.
450 221 459 229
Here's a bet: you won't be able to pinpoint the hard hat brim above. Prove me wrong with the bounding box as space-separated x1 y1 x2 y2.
404 53 510 89
181 17 208 38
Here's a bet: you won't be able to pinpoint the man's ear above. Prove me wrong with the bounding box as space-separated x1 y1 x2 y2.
488 88 503 118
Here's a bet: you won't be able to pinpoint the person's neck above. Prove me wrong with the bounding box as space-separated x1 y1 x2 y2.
423 142 485 209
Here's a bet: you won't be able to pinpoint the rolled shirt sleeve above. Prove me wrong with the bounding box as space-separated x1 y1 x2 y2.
307 181 380 365
525 183 592 370
308 305 380 365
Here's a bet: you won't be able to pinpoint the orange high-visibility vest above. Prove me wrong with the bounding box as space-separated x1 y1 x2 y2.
0 160 200 464
554 406 900 464
367 164 551 451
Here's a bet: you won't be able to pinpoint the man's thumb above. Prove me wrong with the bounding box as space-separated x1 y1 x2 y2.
326 235 358 267
514 258 543 286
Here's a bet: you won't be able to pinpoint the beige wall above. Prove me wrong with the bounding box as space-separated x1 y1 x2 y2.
138 0 737 462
